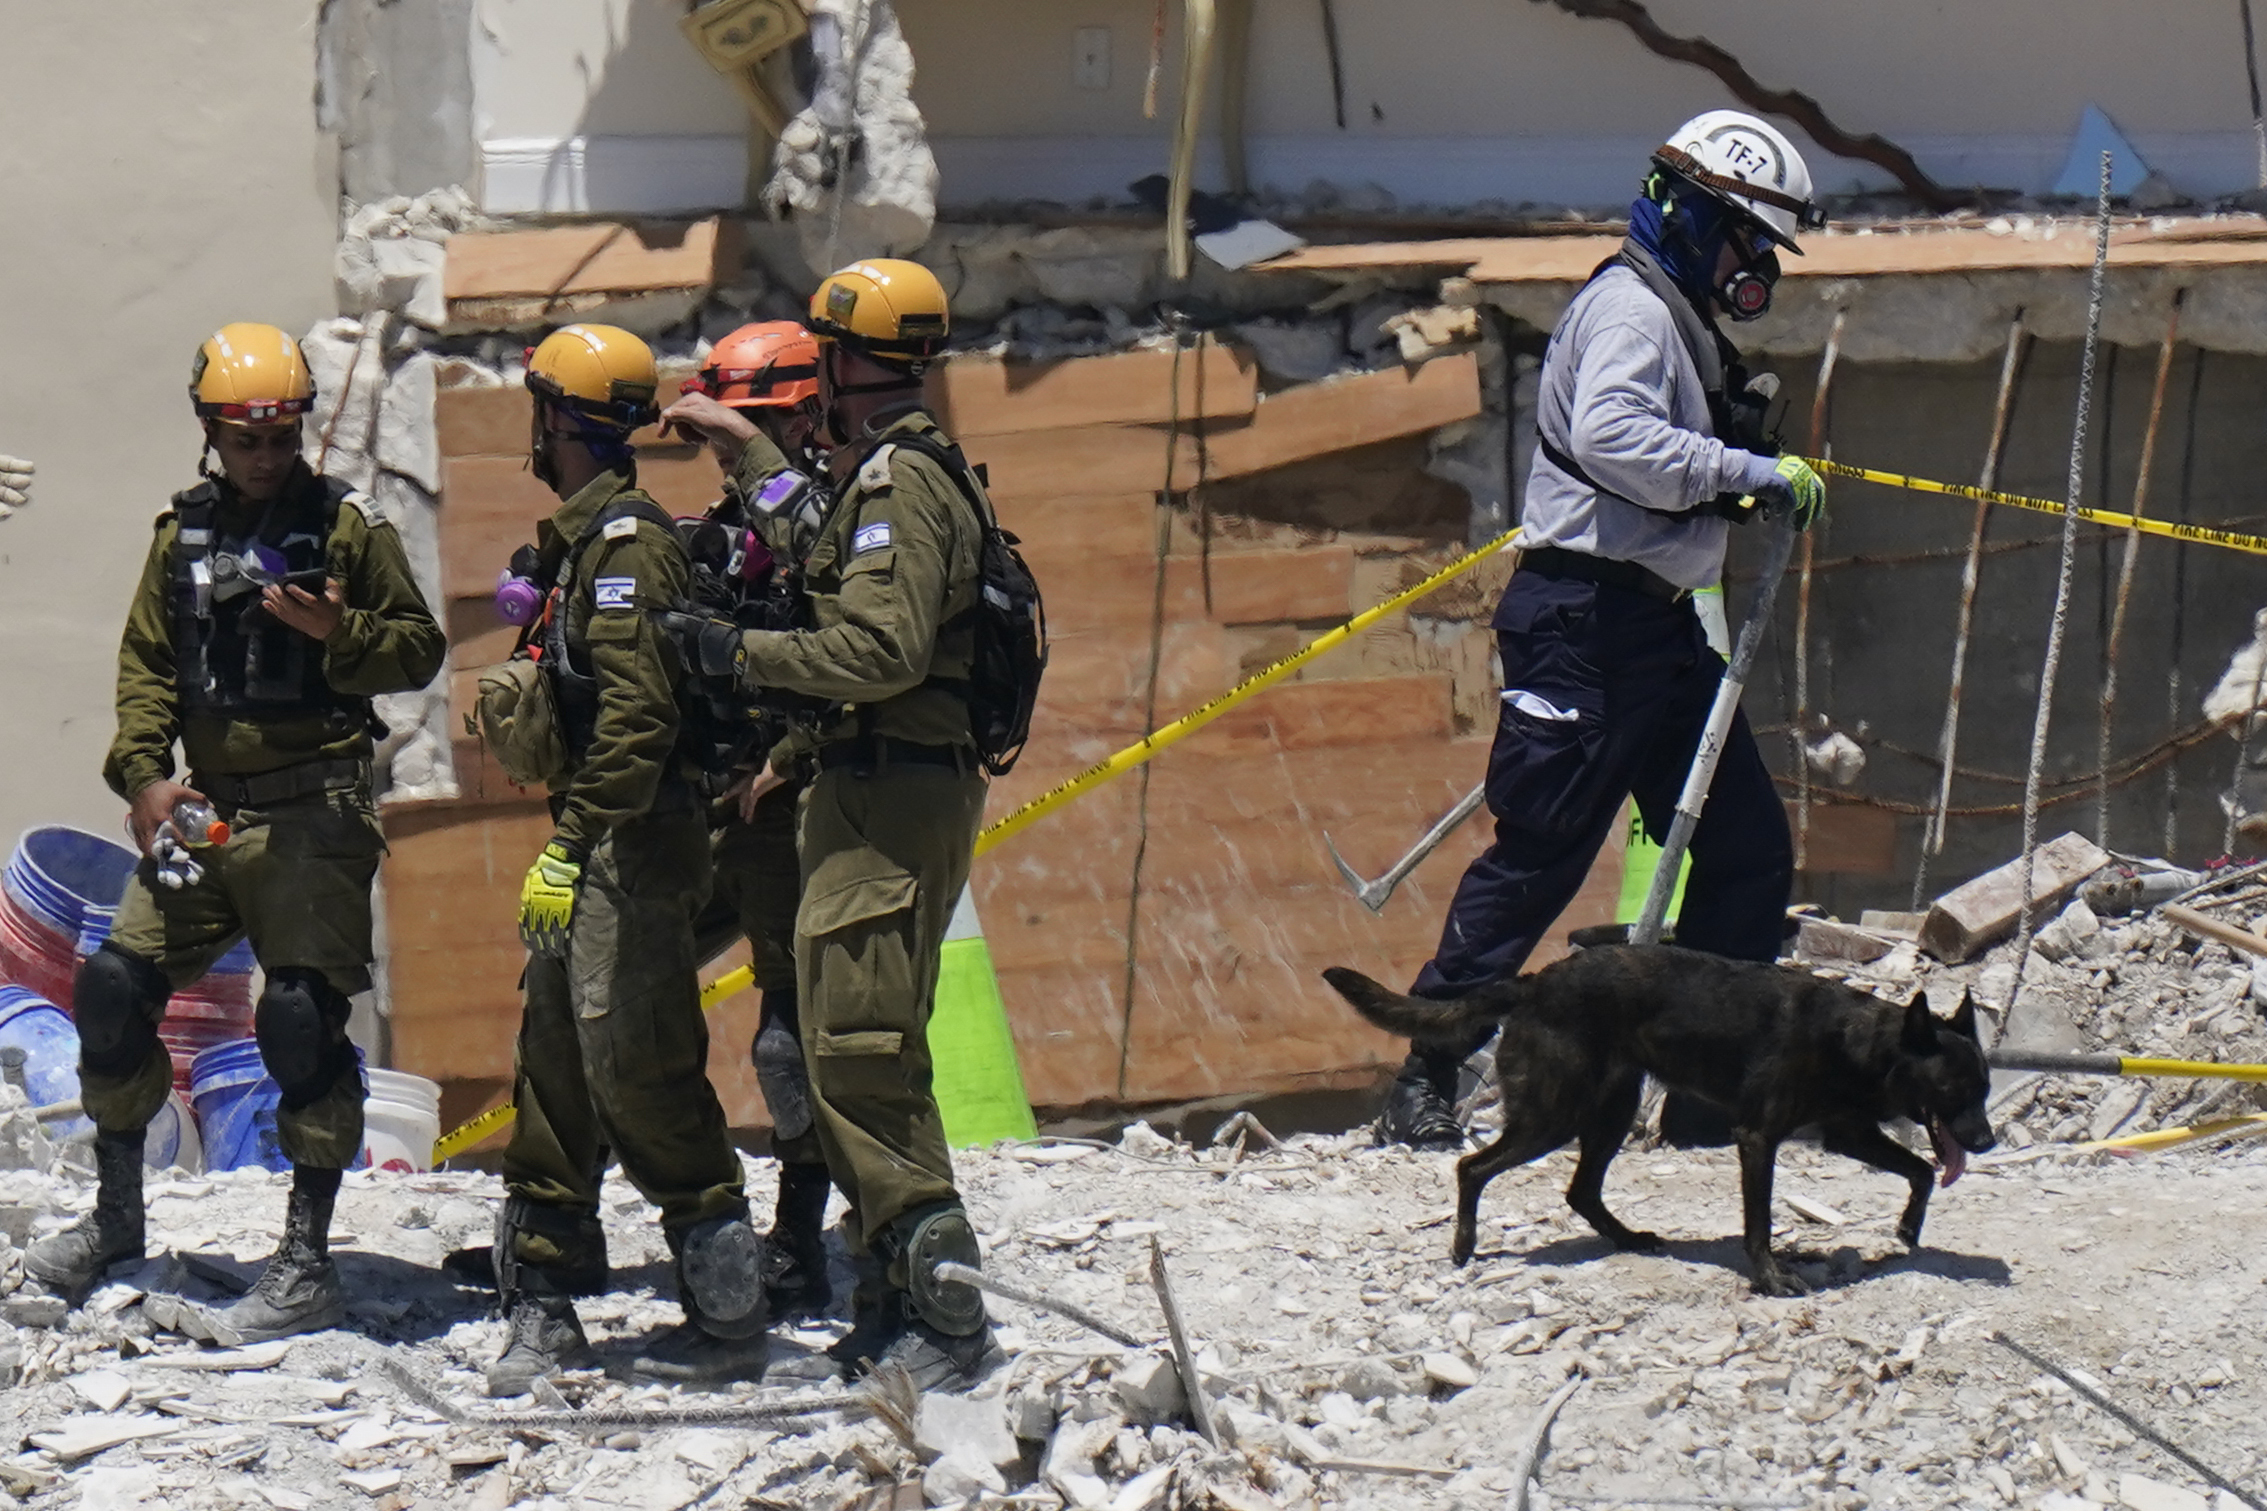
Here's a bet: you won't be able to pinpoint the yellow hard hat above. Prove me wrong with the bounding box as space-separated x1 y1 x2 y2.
524 324 660 431
806 259 949 367
190 323 316 426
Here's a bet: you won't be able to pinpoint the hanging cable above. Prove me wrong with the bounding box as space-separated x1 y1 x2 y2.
2009 153 2114 1011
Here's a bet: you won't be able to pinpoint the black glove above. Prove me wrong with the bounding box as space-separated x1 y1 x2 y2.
659 611 747 680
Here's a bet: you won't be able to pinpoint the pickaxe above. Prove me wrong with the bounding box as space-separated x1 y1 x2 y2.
1323 781 1487 913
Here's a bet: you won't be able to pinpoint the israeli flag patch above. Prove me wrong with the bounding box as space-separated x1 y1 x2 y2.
853 522 893 554
594 576 637 609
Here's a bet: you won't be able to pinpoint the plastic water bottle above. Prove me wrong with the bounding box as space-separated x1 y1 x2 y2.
171 800 230 849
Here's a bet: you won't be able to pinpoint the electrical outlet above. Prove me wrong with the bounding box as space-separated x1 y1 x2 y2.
1073 27 1111 91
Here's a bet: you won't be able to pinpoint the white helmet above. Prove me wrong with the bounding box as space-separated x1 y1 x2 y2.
1655 110 1824 253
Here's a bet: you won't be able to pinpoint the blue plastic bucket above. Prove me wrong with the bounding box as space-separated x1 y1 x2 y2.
190 1040 367 1173
5 829 139 952
189 1041 286 1173
0 986 91 1140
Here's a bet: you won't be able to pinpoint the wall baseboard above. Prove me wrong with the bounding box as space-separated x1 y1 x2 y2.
480 129 2261 218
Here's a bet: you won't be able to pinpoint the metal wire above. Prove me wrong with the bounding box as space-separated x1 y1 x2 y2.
2009 152 2114 1009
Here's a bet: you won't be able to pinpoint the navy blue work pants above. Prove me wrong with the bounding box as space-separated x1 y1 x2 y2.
1401 570 1793 1096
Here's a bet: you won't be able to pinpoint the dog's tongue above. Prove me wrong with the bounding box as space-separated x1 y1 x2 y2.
1929 1118 1967 1188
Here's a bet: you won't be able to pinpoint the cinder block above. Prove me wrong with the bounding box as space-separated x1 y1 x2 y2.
1918 832 2111 962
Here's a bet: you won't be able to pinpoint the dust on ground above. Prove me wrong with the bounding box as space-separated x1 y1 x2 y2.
0 1117 2258 1511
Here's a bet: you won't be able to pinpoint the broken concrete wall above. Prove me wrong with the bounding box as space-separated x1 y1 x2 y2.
306 188 481 807
764 0 941 273
1717 342 2267 917
318 0 478 205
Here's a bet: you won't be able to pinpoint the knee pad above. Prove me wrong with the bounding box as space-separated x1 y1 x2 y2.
673 1213 767 1338
891 1203 985 1337
75 946 169 1080
254 969 354 1109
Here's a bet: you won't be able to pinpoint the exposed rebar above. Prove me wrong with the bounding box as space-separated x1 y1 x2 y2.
2097 292 2186 848
1791 313 1844 878
2010 152 2114 1010
1914 314 2027 909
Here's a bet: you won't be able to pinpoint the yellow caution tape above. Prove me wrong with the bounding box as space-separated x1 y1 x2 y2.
975 527 1522 856
432 529 1520 1162
1808 458 2267 558
2081 1110 2267 1155
431 963 757 1162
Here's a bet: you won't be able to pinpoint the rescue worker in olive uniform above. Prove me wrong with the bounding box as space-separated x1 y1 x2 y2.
487 325 768 1394
26 324 444 1344
670 261 998 1390
662 321 842 1319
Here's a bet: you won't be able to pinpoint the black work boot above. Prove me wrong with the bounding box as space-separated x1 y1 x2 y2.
441 1203 609 1297
628 1316 773 1385
167 1167 346 1346
629 1213 773 1385
764 1163 834 1320
24 1129 145 1303
1376 1071 1466 1150
830 1205 1001 1393
487 1290 595 1397
830 1290 1005 1393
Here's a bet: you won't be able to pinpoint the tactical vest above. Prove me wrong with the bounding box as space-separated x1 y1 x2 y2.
169 475 363 723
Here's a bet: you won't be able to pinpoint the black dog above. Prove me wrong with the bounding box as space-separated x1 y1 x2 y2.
1323 944 1997 1295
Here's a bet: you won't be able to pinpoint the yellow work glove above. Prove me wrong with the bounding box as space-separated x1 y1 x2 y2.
1756 455 1826 531
518 840 583 958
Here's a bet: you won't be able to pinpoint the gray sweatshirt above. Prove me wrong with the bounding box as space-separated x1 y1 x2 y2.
1523 264 1783 591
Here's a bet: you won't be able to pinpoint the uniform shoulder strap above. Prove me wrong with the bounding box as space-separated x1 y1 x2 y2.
1609 242 1726 398
169 480 219 530
875 427 996 528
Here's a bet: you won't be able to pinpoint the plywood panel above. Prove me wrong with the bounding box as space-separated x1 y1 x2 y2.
1204 674 1455 753
961 423 1213 502
439 451 726 598
381 799 551 1084
1205 355 1482 479
928 345 1258 438
1792 800 1899 876
444 217 731 301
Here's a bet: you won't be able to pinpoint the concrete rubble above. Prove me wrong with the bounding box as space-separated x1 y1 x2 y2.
764 0 940 275
307 185 479 806
0 1079 2258 1510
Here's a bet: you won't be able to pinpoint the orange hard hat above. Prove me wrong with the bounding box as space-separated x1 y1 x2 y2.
688 322 820 410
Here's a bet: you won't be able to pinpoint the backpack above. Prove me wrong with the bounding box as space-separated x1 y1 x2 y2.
881 431 1049 777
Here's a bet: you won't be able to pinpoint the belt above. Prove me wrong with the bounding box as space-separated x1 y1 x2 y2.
192 757 371 811
816 737 975 776
1519 545 1690 604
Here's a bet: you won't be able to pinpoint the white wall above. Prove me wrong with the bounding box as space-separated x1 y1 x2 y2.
0 3 339 849
469 0 2264 212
